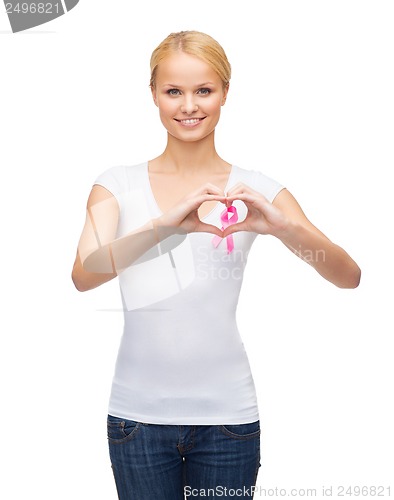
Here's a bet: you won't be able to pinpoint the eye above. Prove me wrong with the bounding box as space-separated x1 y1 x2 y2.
167 88 181 96
197 88 211 95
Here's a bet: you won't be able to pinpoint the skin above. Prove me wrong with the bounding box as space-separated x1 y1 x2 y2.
72 51 361 291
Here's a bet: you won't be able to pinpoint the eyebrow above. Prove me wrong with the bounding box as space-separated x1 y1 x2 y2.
162 82 216 88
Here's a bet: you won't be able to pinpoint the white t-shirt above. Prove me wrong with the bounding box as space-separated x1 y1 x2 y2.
94 162 284 424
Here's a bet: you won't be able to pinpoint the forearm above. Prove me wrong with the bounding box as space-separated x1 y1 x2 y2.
72 218 175 292
275 222 361 288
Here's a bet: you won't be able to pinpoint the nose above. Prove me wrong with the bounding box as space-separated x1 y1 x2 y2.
180 94 198 115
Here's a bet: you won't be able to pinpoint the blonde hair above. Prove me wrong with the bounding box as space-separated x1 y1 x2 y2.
149 31 231 89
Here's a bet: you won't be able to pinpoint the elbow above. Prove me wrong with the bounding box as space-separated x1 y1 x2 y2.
71 264 94 292
337 262 362 289
351 266 362 289
71 252 96 292
71 271 89 292
71 258 115 292
73 283 89 293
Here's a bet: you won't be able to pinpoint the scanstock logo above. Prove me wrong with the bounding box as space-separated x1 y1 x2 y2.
4 1 79 33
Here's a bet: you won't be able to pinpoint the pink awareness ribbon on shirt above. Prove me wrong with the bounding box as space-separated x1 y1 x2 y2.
212 205 239 254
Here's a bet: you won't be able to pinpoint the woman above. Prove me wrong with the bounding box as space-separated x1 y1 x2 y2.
72 31 360 499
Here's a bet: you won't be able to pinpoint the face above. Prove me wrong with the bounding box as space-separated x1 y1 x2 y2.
151 52 229 143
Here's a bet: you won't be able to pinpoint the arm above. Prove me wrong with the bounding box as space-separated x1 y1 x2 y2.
71 185 119 292
223 184 361 289
71 184 167 292
72 183 226 292
272 189 361 288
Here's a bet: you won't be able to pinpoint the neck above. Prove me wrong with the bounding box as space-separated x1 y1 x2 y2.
156 131 228 175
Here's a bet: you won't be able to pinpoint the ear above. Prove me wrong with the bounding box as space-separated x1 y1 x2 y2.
151 86 158 107
221 83 230 106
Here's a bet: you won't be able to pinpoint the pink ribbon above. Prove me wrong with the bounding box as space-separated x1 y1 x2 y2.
212 205 238 253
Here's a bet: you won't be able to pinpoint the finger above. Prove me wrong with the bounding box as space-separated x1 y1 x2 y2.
188 193 227 211
224 183 247 207
225 181 246 196
225 191 269 206
195 222 224 238
226 183 265 200
191 182 225 197
222 221 249 237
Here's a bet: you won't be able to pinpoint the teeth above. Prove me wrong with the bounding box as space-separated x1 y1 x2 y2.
181 119 201 124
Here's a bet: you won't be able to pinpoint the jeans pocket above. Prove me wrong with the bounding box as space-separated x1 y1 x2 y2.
220 420 260 440
107 414 141 444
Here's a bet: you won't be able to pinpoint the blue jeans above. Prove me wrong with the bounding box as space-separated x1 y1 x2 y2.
107 414 261 499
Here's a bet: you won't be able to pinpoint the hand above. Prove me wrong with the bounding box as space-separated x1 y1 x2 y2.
222 182 289 237
154 183 227 238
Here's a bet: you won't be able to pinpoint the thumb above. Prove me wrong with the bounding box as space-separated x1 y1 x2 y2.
222 221 248 237
196 222 224 238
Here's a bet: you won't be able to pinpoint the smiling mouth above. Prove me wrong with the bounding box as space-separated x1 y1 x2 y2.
174 117 206 125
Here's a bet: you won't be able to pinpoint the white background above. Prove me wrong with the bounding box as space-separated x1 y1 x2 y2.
1 1 393 498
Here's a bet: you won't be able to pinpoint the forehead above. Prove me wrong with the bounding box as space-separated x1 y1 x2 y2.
155 52 220 86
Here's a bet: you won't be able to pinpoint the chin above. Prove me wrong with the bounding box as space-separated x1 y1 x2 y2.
169 127 216 143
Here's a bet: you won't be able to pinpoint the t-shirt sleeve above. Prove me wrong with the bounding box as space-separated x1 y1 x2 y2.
251 169 285 203
93 165 126 197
